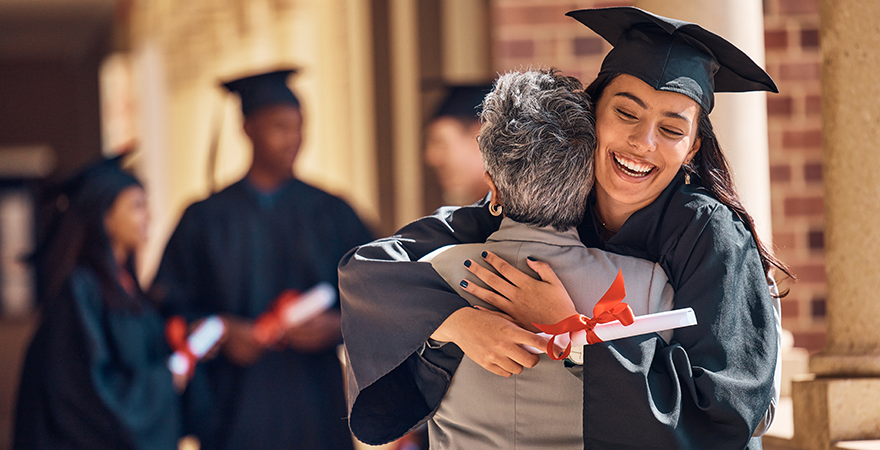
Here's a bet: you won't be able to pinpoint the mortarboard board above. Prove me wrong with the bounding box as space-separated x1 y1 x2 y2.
433 84 493 121
566 7 777 112
221 69 300 117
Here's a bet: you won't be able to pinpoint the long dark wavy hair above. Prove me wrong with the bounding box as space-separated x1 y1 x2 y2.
586 72 794 285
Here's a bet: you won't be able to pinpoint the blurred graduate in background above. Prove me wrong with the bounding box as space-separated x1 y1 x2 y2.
150 69 372 450
15 155 183 450
424 84 492 205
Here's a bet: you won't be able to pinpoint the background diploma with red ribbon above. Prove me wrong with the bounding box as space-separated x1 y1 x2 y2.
251 282 336 347
526 269 698 360
166 315 226 378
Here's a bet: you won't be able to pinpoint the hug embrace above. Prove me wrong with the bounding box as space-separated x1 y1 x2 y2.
341 6 790 450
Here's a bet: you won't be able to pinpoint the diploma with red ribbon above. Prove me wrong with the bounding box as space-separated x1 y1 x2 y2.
166 315 226 378
530 269 697 360
252 282 336 347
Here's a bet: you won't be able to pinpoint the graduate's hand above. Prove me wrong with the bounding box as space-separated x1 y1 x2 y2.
283 309 342 353
431 307 547 378
221 316 266 367
172 372 189 394
461 251 578 331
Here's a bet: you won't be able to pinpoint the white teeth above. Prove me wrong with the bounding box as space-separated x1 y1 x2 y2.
613 153 653 175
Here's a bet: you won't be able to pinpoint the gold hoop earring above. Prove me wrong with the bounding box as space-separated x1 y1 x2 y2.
489 203 503 217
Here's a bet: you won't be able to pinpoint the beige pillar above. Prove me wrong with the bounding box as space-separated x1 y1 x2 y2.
765 0 880 448
636 0 773 244
389 0 424 227
441 0 492 85
809 0 880 377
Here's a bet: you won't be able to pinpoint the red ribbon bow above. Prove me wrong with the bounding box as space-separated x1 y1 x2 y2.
253 289 301 347
533 268 635 360
165 316 197 378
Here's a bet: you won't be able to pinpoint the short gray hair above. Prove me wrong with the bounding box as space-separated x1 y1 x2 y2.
479 68 595 231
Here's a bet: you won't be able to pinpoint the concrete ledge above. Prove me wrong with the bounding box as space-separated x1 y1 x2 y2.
810 353 880 377
767 438 880 450
835 441 880 450
766 378 880 450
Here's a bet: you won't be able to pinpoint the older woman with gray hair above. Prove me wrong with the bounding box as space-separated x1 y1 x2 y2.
475 68 593 232
345 68 675 449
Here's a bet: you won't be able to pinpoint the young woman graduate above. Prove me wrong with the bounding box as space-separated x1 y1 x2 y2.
14 156 183 450
340 7 789 449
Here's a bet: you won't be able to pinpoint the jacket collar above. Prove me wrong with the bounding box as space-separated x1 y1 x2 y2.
487 217 583 248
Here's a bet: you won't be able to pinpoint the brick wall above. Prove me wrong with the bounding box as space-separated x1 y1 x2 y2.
492 0 826 352
764 0 824 352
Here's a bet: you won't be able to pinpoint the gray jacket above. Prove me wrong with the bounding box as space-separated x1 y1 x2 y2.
422 218 674 450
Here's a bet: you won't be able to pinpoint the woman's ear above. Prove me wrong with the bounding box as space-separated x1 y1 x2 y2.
685 137 701 165
243 117 255 141
484 172 501 206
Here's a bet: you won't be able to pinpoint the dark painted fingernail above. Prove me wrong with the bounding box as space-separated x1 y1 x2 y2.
463 260 471 268
481 251 488 258
460 280 469 288
527 256 536 261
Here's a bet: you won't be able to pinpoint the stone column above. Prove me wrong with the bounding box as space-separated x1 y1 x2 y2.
389 0 423 227
636 0 774 243
766 0 880 448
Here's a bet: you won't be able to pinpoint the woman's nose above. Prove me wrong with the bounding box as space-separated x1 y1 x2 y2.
628 122 657 153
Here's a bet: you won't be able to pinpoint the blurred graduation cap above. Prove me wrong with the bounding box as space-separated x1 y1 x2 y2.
221 69 300 117
566 7 778 112
432 84 493 122
46 153 140 216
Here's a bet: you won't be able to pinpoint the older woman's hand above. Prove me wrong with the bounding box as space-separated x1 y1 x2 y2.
431 306 547 378
461 251 578 331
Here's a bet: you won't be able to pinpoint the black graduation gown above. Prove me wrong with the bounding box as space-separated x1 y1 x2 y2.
151 178 371 450
339 171 777 449
15 267 181 450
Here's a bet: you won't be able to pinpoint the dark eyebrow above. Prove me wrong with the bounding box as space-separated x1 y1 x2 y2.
613 91 692 124
613 92 645 108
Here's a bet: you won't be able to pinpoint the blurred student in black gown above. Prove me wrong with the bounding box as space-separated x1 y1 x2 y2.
15 156 183 450
149 69 372 450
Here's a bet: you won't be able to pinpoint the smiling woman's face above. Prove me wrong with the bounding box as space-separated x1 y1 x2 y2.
593 74 702 227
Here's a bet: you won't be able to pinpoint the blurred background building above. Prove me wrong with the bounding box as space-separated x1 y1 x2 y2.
1 0 877 449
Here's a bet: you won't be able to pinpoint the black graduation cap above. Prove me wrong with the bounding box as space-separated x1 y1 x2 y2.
433 84 493 121
221 69 300 117
566 7 778 112
47 154 141 215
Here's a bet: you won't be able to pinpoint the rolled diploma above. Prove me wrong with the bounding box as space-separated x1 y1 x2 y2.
526 308 697 354
168 315 226 376
282 282 336 327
